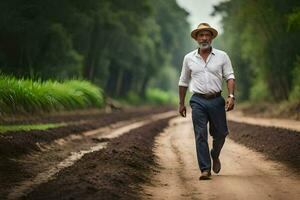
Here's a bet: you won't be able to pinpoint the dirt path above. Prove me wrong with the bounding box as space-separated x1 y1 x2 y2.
227 111 300 132
142 117 300 200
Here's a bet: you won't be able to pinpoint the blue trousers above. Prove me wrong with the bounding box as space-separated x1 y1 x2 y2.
189 94 228 172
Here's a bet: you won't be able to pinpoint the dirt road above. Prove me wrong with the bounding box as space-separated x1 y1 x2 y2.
2 107 299 199
142 117 300 200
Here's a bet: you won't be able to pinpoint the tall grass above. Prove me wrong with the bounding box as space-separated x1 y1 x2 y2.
0 75 104 115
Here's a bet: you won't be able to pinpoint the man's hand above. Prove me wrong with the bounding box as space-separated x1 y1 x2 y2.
179 104 186 117
225 97 235 111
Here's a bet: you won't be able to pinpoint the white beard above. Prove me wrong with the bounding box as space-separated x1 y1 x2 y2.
199 42 211 49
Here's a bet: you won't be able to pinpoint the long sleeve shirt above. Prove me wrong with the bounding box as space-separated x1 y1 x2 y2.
178 48 235 94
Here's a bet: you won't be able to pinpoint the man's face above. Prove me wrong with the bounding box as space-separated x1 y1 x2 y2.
196 30 213 49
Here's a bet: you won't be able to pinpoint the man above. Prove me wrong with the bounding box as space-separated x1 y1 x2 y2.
178 23 235 180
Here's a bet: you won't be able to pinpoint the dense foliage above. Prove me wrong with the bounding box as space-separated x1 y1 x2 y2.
213 0 300 102
0 0 192 98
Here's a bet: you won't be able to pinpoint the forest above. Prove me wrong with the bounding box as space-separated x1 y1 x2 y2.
0 0 192 108
1 2 299 199
0 0 299 115
213 0 300 103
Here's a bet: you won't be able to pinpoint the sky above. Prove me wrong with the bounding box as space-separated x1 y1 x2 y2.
176 0 225 33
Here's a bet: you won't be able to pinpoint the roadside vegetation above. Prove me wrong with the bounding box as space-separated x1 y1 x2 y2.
0 75 104 115
1 0 298 119
120 88 178 106
0 123 66 134
213 0 300 119
0 0 191 102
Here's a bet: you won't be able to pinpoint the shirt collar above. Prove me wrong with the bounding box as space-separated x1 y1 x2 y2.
211 47 216 55
194 47 215 58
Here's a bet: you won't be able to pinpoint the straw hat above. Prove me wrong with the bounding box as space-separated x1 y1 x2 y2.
191 23 218 40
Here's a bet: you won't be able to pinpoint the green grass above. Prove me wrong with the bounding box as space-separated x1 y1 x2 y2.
115 88 182 106
0 75 104 115
113 88 179 106
0 123 66 134
145 88 178 105
118 88 178 106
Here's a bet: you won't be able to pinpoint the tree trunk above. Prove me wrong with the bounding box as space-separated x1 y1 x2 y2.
139 75 149 98
105 63 119 97
120 70 133 96
115 68 124 97
83 16 100 81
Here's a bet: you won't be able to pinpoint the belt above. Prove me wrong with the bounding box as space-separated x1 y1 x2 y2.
194 92 221 99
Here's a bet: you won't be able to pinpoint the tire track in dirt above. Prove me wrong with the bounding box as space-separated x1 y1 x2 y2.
142 116 300 200
169 123 200 200
142 117 201 199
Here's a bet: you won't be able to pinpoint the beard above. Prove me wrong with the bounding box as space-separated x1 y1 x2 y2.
199 42 211 49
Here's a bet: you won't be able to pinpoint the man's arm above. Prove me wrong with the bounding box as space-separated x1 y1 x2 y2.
179 86 188 117
222 53 235 111
226 79 235 111
178 55 190 117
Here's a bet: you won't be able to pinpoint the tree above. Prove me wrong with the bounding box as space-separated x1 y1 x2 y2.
213 0 300 102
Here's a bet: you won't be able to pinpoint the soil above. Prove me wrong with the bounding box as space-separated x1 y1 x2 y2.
0 106 173 199
0 106 172 158
1 107 300 200
238 102 300 120
227 110 300 132
0 106 169 125
142 117 300 200
21 118 172 200
227 120 300 172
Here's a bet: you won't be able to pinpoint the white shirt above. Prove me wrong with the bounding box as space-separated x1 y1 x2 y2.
178 48 235 94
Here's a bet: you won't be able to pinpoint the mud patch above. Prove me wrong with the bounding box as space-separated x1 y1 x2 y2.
228 121 300 172
22 118 172 200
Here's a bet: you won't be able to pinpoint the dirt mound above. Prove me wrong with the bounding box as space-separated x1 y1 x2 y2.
0 107 172 158
239 102 300 120
0 107 174 199
0 106 173 125
22 118 172 200
228 121 300 172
